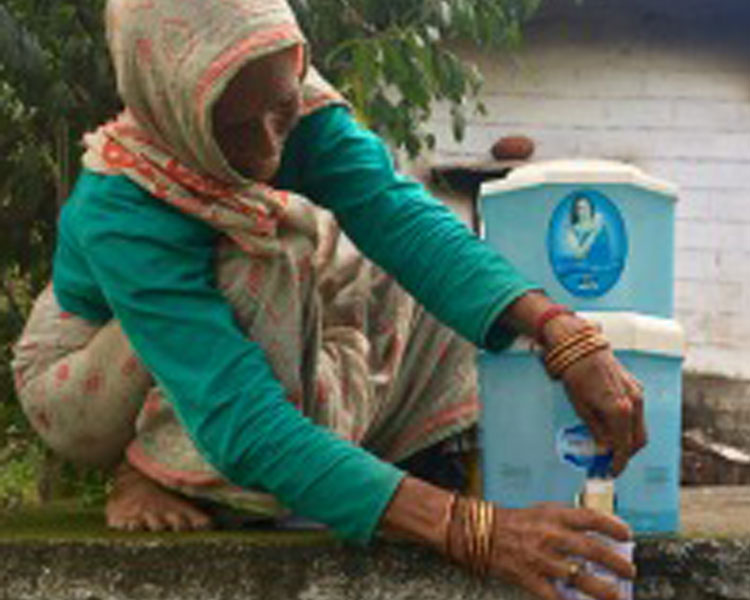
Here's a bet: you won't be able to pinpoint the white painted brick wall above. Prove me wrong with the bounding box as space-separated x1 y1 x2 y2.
426 0 750 379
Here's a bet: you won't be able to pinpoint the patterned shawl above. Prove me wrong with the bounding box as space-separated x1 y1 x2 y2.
83 0 345 252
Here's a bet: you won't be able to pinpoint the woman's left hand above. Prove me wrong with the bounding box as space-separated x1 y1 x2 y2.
500 292 647 475
559 345 647 475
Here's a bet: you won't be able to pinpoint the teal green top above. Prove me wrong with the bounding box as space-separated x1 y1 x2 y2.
53 105 536 543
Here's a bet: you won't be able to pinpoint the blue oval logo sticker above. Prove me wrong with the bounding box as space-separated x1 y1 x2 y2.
557 423 613 477
547 190 628 298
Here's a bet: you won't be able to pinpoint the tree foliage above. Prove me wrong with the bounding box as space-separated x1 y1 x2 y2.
292 0 540 155
0 0 121 303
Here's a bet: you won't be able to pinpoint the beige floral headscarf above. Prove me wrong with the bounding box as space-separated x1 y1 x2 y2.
83 0 345 249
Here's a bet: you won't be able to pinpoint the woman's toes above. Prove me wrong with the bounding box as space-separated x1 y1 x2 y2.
163 511 189 532
144 512 167 532
105 461 213 533
190 513 212 531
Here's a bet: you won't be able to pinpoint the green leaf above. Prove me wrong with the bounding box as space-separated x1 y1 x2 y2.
450 103 467 143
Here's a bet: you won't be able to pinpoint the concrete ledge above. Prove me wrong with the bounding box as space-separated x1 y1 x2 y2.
2 488 750 600
1 537 519 600
4 534 750 600
637 538 750 600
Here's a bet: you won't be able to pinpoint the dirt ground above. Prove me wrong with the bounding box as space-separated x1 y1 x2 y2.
681 486 750 537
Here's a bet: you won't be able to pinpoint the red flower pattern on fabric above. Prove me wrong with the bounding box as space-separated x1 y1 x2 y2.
121 355 140 377
136 38 153 64
102 139 138 169
55 363 70 384
83 370 104 395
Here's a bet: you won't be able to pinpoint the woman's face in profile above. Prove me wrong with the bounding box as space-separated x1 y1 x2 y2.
212 47 302 182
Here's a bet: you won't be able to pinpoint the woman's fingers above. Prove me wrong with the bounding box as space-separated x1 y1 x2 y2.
559 507 632 542
609 396 634 475
625 374 647 452
598 358 635 475
574 401 608 447
486 505 636 600
529 544 627 600
568 568 623 600
563 350 648 475
607 362 647 473
523 574 563 600
553 533 635 580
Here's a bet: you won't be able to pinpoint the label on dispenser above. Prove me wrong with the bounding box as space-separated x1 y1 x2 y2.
547 189 628 298
556 424 613 476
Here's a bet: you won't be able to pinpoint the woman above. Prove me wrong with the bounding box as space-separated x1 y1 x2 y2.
567 195 610 262
12 1 644 599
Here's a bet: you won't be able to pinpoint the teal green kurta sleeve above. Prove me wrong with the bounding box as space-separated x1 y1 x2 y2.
276 106 538 351
54 171 403 544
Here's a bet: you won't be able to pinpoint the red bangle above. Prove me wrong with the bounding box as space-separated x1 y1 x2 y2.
534 304 575 343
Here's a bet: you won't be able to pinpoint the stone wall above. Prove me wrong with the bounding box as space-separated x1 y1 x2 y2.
684 374 750 450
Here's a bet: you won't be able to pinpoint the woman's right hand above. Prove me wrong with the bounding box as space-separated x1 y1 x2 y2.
380 478 635 600
448 500 636 600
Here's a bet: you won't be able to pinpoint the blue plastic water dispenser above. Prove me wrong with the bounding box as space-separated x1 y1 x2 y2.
478 160 684 534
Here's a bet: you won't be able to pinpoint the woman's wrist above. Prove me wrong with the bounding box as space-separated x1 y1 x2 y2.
379 476 456 554
540 312 592 349
498 291 591 349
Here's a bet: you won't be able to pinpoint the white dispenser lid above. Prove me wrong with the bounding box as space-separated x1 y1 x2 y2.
508 312 685 357
581 312 685 357
480 159 679 199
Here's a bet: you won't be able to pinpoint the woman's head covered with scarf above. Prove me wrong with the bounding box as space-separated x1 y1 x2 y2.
85 0 343 240
103 0 312 185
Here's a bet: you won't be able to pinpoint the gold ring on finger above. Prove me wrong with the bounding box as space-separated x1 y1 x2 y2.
565 561 583 586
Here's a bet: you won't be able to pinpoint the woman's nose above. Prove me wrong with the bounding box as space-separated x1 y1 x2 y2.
258 116 279 157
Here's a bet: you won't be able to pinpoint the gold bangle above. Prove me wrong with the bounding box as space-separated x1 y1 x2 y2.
547 345 605 379
462 498 495 577
474 499 486 575
545 336 610 379
546 337 606 373
545 331 600 366
462 499 476 571
441 492 459 558
543 325 599 363
484 501 495 572
470 499 482 574
476 500 494 576
545 333 608 374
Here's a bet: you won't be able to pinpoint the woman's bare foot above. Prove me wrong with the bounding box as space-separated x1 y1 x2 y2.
106 461 212 532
